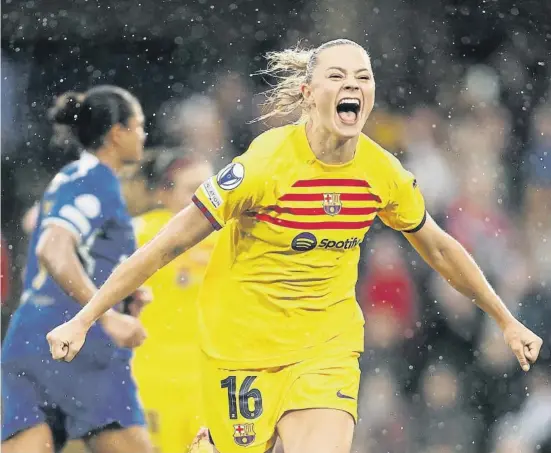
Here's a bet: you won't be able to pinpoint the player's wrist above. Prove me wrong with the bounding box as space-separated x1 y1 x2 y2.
76 306 114 329
488 302 516 331
73 311 95 330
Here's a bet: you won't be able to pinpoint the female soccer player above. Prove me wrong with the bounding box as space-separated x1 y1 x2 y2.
2 85 154 453
130 152 217 452
47 40 542 453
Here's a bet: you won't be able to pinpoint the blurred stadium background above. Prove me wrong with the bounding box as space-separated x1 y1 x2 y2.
2 0 550 452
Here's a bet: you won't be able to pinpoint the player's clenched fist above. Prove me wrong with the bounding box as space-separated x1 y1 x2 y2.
47 317 89 362
47 311 147 362
502 318 543 372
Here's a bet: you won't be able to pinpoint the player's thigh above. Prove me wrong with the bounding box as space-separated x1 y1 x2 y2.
277 408 354 453
272 436 284 453
86 425 153 453
276 352 360 453
2 360 59 452
1 423 55 453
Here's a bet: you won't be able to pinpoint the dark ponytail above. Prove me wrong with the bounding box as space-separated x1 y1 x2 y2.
49 85 140 150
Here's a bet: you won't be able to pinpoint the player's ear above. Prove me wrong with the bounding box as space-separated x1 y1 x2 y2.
300 83 313 107
107 123 127 147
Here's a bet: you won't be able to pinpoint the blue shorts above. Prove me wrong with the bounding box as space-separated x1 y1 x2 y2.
1 352 145 449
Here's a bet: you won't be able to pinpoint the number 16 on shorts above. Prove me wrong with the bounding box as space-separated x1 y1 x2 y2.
220 375 263 420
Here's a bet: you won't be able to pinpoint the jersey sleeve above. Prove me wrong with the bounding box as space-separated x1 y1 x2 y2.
41 172 117 244
378 155 427 232
192 144 267 230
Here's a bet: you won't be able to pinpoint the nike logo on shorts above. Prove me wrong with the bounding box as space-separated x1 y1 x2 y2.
336 390 355 400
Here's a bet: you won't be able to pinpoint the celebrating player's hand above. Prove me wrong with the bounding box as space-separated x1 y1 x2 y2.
100 310 148 349
47 310 147 362
502 319 543 372
47 317 90 362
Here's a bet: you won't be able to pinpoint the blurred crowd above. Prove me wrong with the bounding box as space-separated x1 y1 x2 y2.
2 1 551 452
355 97 551 453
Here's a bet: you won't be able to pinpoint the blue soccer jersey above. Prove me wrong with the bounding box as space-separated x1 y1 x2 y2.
4 151 136 359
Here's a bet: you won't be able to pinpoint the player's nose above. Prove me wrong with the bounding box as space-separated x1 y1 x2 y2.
343 79 360 91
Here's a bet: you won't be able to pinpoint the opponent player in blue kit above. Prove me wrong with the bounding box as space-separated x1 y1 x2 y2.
2 86 154 453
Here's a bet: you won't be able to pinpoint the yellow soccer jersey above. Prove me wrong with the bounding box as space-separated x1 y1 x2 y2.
193 123 426 367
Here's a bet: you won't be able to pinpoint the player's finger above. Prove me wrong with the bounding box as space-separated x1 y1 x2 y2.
135 287 153 304
64 345 79 362
142 287 153 303
525 338 543 363
131 329 147 348
46 331 57 348
47 334 55 355
129 300 147 317
525 346 535 363
511 342 530 372
51 341 68 360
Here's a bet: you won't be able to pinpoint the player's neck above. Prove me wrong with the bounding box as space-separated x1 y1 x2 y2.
305 121 358 165
94 146 124 174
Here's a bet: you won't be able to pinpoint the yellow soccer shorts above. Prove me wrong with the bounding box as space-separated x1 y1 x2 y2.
202 352 361 453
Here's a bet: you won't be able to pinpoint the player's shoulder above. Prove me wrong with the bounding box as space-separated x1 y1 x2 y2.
58 153 115 187
357 133 406 174
229 124 299 184
240 125 299 163
249 124 298 152
47 153 119 209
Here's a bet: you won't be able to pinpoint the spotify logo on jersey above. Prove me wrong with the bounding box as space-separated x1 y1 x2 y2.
291 232 318 252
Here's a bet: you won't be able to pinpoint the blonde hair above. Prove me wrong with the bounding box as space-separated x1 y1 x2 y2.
255 39 366 123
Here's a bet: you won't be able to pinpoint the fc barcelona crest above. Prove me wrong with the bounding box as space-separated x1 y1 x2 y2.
322 193 342 216
233 424 256 447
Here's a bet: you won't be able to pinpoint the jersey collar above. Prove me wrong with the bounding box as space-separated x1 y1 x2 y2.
295 123 359 169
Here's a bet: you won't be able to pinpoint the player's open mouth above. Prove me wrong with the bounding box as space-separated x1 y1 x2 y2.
336 98 361 125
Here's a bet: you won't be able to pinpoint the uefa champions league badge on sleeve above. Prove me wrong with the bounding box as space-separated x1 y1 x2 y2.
217 163 245 190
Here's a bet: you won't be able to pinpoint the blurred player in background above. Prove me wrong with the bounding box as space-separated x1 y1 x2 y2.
47 40 542 453
2 85 154 453
130 151 217 453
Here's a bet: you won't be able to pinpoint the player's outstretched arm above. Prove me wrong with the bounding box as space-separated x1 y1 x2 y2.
404 213 543 372
47 203 214 361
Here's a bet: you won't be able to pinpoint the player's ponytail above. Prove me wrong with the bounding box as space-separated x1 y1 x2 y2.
254 45 313 122
254 39 367 123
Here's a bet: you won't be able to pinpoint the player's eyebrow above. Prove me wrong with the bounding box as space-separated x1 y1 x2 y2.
326 66 371 74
